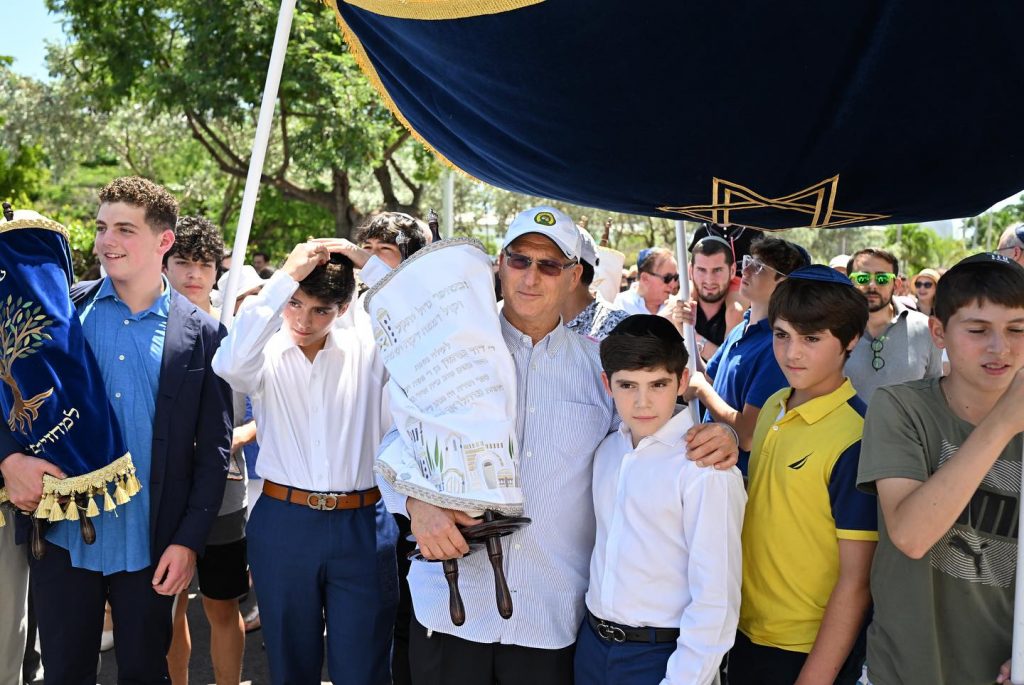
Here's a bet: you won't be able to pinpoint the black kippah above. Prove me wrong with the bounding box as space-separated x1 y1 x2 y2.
606 314 683 343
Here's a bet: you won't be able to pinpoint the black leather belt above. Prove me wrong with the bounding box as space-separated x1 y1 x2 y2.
587 610 680 644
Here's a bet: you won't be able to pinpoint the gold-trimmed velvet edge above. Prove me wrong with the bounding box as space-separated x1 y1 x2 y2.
337 0 542 21
0 453 142 527
0 218 70 241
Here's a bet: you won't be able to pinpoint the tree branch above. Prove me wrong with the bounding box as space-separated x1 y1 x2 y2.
276 97 291 178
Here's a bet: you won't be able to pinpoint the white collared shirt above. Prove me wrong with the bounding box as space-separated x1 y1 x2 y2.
212 270 389 492
586 409 746 685
612 286 653 315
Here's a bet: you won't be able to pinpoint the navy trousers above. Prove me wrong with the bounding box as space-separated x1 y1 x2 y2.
28 542 174 685
573 618 678 685
247 495 398 685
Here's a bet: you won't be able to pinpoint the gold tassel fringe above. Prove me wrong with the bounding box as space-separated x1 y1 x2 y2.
0 453 139 526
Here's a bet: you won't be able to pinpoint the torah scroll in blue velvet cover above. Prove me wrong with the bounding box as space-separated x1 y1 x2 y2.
0 211 139 527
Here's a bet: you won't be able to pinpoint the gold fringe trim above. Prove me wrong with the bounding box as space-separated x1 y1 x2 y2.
339 0 542 20
0 453 141 528
323 0 477 181
0 217 70 241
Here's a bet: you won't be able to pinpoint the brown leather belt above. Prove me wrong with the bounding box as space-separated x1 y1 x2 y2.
262 481 381 511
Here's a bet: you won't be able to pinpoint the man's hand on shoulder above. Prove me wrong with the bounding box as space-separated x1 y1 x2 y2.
406 498 481 561
685 423 739 470
152 544 197 596
0 452 65 511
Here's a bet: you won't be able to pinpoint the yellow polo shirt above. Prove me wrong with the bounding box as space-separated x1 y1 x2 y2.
739 379 878 653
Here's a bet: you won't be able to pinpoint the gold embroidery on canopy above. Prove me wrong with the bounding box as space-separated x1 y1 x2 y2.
660 176 890 230
323 0 479 180
340 0 542 20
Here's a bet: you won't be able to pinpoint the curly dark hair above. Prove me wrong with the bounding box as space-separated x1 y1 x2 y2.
98 176 178 234
749 236 807 279
354 212 427 256
298 255 356 307
164 216 225 266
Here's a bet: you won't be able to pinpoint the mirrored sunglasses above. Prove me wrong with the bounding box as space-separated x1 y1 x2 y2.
850 271 895 287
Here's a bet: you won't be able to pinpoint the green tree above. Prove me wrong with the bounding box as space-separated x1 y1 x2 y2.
49 0 438 238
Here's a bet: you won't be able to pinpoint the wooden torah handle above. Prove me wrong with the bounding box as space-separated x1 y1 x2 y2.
427 208 442 242
484 511 514 619
78 495 96 545
30 517 46 560
442 559 467 626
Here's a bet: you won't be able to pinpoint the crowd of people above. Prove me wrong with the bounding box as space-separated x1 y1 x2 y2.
1 177 1023 685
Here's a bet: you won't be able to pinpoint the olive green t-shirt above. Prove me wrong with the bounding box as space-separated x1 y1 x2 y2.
858 377 1022 685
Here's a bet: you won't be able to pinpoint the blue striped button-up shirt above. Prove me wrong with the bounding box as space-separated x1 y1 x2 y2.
380 313 616 648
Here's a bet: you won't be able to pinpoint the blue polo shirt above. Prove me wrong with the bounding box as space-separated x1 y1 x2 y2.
47 277 168 574
702 310 788 474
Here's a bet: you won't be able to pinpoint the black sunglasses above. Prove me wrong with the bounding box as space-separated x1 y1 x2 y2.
871 336 886 371
642 269 680 284
503 248 578 277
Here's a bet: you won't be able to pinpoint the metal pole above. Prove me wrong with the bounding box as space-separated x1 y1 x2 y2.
219 0 298 327
443 170 455 238
674 220 700 424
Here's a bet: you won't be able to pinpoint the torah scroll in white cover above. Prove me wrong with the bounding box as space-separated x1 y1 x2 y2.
365 238 523 516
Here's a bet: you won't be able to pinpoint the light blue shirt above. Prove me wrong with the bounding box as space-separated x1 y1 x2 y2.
47 277 168 574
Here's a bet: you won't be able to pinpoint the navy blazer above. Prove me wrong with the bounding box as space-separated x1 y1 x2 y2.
0 279 233 559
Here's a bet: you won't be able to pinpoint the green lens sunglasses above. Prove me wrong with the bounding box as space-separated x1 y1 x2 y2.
850 271 895 287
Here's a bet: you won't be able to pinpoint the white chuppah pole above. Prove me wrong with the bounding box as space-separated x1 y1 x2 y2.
674 219 700 424
1012 448 1024 683
219 0 298 327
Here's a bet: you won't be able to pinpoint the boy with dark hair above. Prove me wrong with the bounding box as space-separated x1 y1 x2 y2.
212 239 395 684
730 265 877 685
858 252 1024 685
0 176 233 682
163 215 225 311
162 215 252 685
575 315 745 685
684 236 807 472
355 212 429 269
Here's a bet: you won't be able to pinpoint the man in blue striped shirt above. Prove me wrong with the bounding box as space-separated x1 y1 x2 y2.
380 206 739 685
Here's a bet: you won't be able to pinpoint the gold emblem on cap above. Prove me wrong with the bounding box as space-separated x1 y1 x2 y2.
660 176 889 230
533 211 556 226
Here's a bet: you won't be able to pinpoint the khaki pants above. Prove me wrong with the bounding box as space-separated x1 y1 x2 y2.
0 516 28 685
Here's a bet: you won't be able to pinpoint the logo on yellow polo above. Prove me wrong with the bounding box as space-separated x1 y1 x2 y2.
533 211 556 227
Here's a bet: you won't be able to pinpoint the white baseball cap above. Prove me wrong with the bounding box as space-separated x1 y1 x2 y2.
502 206 581 261
576 225 600 267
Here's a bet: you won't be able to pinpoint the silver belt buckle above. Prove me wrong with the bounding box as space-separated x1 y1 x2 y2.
596 621 626 643
306 492 338 510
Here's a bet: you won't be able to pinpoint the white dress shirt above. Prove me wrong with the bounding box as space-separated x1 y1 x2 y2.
212 270 389 492
613 286 655 315
379 315 617 648
586 409 746 685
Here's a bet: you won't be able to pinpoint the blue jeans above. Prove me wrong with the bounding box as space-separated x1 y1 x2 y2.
247 495 398 685
573 617 677 685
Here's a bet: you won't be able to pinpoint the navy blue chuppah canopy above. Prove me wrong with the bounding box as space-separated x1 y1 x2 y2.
328 0 1024 228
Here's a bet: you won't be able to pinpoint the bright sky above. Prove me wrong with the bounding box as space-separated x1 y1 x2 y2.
6 0 66 80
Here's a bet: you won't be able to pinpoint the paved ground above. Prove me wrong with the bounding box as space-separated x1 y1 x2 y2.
95 583 330 684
